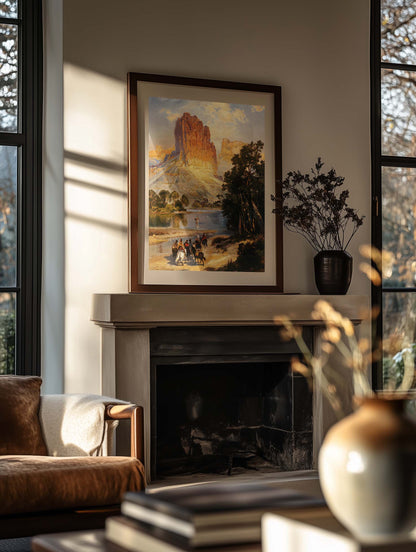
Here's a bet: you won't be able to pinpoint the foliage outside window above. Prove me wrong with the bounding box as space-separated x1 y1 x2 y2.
0 0 42 375
374 0 416 389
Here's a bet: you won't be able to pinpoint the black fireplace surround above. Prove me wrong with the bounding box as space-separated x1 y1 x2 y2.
150 326 313 480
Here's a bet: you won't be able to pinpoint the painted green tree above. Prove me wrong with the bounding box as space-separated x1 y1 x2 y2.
221 141 265 238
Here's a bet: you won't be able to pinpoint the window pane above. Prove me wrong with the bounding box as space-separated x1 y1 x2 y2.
0 23 17 132
0 292 15 374
381 0 416 65
0 146 16 286
382 69 416 157
0 0 17 18
382 292 416 390
382 167 416 288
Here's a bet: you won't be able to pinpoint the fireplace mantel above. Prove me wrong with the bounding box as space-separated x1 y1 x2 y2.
91 293 368 328
91 293 369 481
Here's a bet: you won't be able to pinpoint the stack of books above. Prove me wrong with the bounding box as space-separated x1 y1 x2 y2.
105 480 326 552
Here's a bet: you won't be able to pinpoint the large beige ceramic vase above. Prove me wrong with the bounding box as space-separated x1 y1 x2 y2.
319 396 416 540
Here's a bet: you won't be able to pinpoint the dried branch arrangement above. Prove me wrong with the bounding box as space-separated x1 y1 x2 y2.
272 158 364 252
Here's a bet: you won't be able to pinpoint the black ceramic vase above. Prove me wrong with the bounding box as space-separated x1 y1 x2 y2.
314 250 352 295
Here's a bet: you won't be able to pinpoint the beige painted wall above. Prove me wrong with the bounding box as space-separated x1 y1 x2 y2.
63 0 371 393
42 0 64 393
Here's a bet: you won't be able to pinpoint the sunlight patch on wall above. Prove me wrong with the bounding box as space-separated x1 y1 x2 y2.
64 63 128 394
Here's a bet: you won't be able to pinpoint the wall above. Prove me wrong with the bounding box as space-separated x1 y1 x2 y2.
42 0 64 393
63 0 371 393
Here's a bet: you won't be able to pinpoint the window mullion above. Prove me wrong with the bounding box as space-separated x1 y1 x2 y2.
381 156 416 167
0 16 20 25
0 134 24 146
382 288 416 293
15 0 42 376
381 61 416 72
371 0 383 390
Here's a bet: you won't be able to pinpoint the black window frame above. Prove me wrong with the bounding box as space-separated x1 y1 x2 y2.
371 0 416 389
0 0 43 375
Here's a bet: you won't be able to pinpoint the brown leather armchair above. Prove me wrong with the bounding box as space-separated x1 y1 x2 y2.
0 396 145 539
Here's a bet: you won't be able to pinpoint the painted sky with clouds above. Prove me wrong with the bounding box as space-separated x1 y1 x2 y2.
149 96 265 153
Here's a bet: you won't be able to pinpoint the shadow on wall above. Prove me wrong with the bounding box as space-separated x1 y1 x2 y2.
65 149 128 231
65 150 127 174
63 64 130 394
64 62 128 232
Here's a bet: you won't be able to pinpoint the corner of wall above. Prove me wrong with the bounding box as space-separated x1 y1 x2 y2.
41 0 64 394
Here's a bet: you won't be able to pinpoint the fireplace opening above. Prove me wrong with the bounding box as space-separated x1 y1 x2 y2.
150 327 313 480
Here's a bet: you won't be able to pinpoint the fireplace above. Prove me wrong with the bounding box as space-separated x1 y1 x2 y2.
91 293 368 482
151 327 313 480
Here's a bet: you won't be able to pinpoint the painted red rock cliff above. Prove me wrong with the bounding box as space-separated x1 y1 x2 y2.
174 112 217 172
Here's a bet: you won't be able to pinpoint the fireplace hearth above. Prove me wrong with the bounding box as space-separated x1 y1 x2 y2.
151 326 312 480
91 292 368 482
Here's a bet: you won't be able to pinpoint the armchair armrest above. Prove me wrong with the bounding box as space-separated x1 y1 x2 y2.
39 394 144 459
105 404 144 463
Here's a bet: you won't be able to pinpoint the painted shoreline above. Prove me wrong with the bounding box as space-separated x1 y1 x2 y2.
148 227 218 247
148 226 238 271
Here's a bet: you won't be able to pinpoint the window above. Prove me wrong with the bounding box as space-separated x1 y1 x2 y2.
0 0 42 375
372 0 416 388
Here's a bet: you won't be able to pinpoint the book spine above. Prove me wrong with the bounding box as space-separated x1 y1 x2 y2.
106 517 183 552
121 501 194 539
124 492 191 522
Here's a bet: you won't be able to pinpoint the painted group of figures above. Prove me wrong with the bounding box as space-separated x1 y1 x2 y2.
172 234 209 266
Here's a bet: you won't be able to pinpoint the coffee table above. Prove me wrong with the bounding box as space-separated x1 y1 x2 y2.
31 529 262 552
32 530 122 552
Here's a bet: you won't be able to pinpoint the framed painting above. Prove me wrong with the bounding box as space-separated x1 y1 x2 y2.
128 73 282 293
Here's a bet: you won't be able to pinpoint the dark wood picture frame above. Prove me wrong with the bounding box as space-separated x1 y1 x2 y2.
128 72 283 293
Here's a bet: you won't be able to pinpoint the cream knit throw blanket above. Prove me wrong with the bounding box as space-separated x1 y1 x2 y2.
39 394 129 457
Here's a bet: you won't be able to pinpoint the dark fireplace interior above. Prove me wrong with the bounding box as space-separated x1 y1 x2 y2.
150 326 313 480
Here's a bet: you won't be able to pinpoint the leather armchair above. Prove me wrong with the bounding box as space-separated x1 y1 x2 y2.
0 394 145 539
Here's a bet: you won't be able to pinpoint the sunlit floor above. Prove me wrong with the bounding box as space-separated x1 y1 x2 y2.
149 469 321 495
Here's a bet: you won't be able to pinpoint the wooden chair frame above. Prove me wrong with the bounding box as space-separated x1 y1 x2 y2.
0 405 144 539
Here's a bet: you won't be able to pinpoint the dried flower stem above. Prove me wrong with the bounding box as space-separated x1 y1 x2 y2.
276 316 346 417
